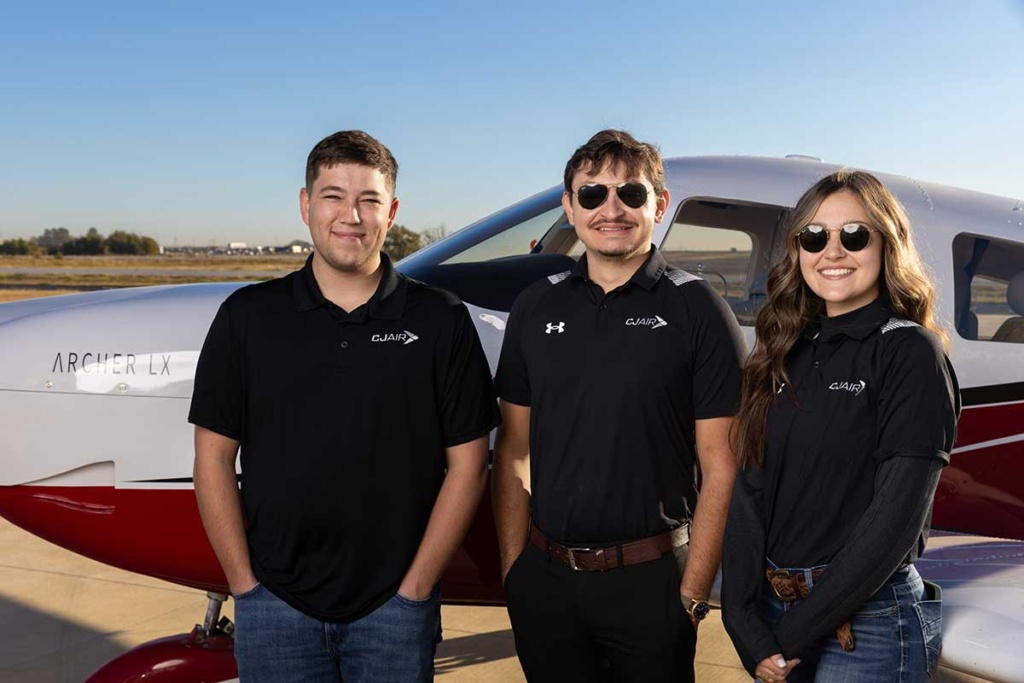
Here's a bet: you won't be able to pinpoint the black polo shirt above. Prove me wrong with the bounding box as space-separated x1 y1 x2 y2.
762 297 960 568
495 247 746 545
188 254 499 622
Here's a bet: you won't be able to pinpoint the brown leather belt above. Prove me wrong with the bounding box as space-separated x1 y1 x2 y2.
530 525 672 572
765 568 856 652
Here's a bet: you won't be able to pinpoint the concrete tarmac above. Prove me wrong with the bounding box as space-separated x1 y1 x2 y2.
0 518 988 682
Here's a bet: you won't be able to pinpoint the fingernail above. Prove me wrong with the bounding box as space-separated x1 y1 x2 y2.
776 657 787 667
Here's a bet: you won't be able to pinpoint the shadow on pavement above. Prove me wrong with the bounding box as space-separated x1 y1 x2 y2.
0 595 127 682
435 628 518 674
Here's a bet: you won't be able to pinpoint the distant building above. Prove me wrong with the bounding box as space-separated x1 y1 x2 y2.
228 241 247 250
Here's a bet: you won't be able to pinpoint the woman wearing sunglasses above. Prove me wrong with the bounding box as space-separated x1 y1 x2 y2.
721 170 960 682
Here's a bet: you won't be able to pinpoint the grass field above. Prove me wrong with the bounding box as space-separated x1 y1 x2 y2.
0 254 308 302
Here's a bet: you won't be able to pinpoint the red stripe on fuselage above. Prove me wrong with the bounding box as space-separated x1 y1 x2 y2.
956 401 1024 448
0 483 505 602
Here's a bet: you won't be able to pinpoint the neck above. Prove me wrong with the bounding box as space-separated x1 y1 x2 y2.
586 247 650 292
311 253 384 313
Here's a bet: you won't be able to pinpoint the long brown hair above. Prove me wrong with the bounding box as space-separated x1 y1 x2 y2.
734 170 947 468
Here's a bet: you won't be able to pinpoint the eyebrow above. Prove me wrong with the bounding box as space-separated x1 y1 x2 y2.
317 185 384 197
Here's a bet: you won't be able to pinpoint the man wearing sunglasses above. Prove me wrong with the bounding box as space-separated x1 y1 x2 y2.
493 129 746 682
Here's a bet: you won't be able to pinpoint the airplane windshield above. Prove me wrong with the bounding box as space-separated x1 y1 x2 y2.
442 205 567 265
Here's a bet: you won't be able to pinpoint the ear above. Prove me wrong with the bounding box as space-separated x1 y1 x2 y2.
385 196 400 231
654 188 671 223
562 191 575 226
299 187 311 227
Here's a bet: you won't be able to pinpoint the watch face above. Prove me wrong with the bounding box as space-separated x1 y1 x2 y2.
692 601 711 621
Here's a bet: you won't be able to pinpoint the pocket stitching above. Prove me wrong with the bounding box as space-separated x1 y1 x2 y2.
395 586 439 607
913 599 942 675
232 582 263 601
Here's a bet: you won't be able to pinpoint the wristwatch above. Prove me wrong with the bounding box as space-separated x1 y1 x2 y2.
680 595 711 622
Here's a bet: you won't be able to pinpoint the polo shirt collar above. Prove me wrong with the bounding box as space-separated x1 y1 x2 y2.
569 245 667 291
293 252 406 320
815 297 891 342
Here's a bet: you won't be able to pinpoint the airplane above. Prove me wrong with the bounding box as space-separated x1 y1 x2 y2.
0 154 1022 681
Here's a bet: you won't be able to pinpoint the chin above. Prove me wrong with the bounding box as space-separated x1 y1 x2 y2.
594 244 644 259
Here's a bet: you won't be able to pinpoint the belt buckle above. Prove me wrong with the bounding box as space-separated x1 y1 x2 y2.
566 547 592 571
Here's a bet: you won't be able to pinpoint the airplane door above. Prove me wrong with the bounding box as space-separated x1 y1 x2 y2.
659 198 788 346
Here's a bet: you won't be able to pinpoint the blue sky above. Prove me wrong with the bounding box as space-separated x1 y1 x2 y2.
0 0 1021 246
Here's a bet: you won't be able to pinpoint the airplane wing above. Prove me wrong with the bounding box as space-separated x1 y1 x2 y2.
918 532 1024 681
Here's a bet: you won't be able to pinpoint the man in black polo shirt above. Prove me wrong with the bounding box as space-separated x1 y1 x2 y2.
189 130 499 682
493 129 746 682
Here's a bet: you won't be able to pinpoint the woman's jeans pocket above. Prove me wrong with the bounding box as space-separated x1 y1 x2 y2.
914 579 943 675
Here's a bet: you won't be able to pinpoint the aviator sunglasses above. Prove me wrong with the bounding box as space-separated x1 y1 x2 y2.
797 222 876 253
574 182 650 210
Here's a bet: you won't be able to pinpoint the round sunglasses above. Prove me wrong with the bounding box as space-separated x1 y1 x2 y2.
574 182 650 210
797 222 876 253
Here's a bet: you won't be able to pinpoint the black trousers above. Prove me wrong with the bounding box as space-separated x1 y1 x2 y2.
504 542 696 683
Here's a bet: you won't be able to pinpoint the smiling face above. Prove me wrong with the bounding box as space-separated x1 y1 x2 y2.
799 189 883 316
300 162 399 276
562 161 669 264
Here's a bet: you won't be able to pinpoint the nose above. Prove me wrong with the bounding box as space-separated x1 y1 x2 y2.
339 198 360 224
823 230 845 259
599 187 628 215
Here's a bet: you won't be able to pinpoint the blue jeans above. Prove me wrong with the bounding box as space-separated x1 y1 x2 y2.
759 563 941 682
233 583 442 683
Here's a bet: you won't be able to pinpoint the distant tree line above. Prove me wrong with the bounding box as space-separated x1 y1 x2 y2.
0 227 160 256
1 224 445 259
382 224 447 261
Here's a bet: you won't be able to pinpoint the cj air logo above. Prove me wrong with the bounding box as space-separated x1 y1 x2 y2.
829 380 866 395
371 330 419 345
625 316 667 329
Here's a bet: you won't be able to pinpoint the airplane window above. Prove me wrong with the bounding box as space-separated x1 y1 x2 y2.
664 224 752 298
662 199 785 327
953 234 1024 343
441 206 568 265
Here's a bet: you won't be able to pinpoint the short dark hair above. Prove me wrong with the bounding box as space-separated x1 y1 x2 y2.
305 130 398 194
563 129 665 195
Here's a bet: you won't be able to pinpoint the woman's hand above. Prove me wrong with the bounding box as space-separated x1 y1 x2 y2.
755 654 800 682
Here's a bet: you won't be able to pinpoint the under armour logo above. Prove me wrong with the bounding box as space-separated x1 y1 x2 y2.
545 322 565 334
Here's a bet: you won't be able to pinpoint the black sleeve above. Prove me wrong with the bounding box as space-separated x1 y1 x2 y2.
722 466 782 674
772 456 943 657
875 328 961 462
438 303 501 447
187 300 244 440
687 281 748 419
494 291 532 407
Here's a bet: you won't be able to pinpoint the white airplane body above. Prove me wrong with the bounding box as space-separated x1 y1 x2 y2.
1 156 1022 681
